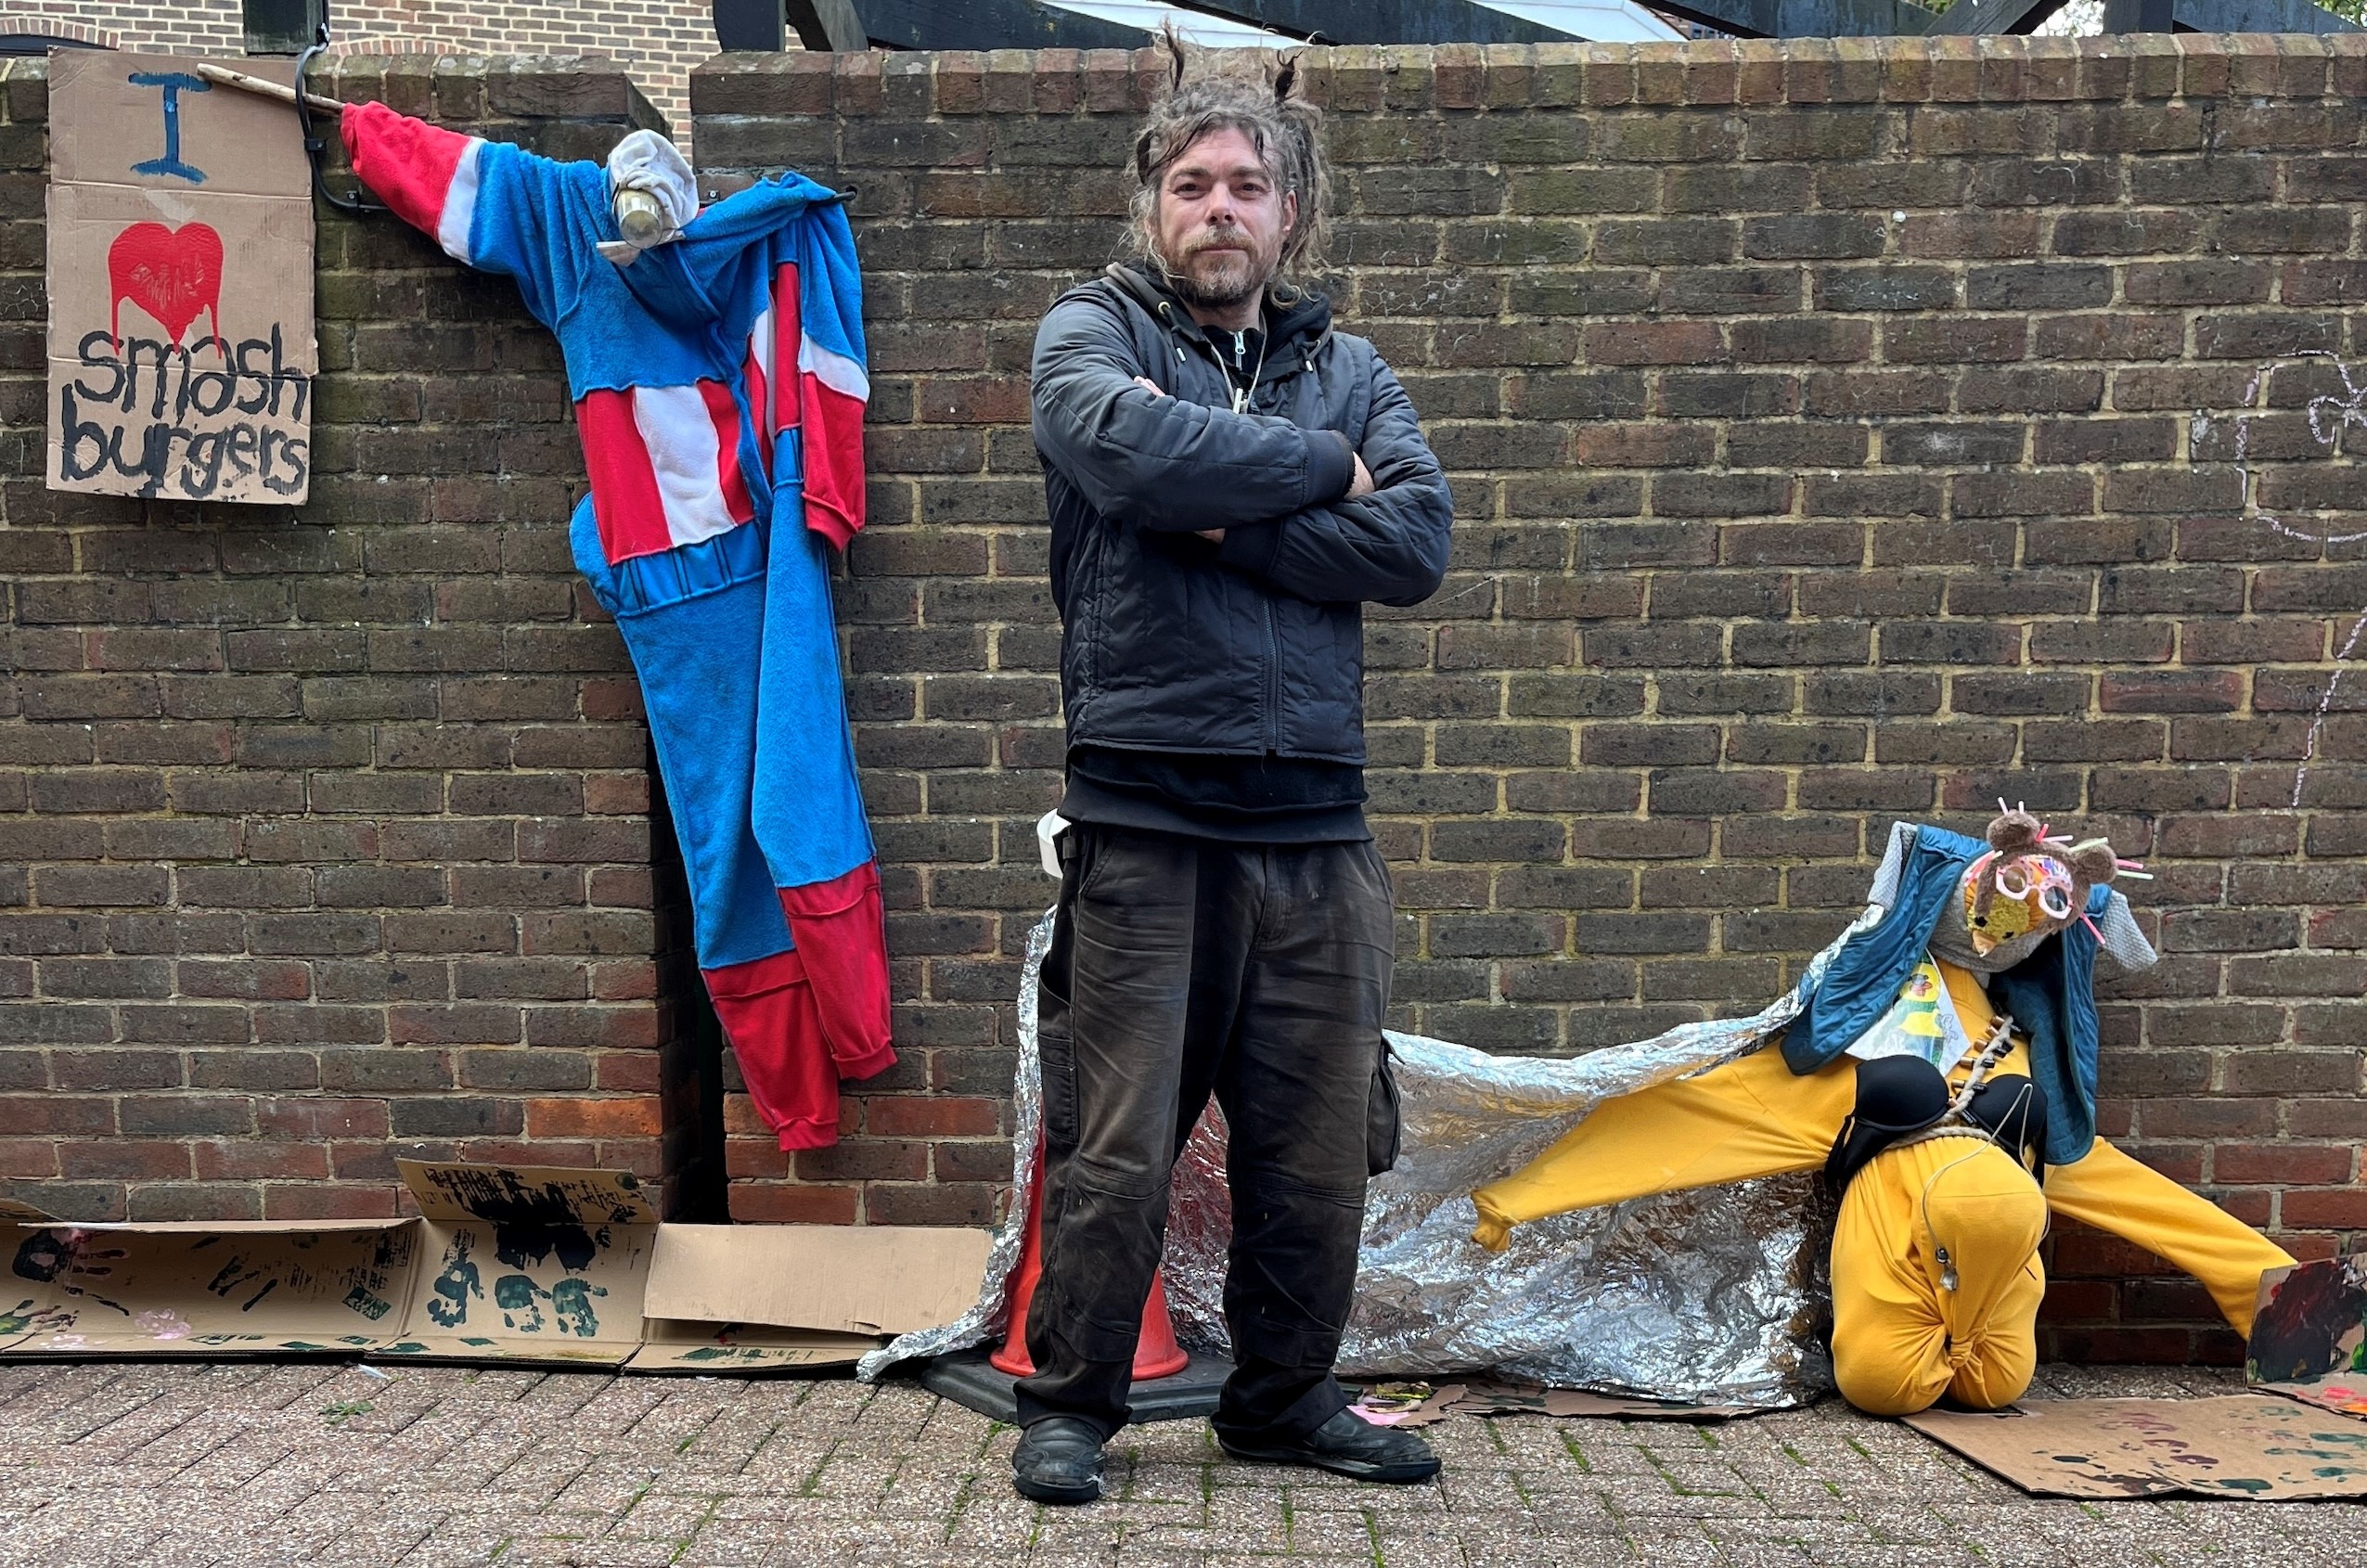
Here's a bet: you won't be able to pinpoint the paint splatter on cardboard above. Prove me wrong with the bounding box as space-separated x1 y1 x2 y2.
1907 1395 2367 1499
2250 1255 2367 1420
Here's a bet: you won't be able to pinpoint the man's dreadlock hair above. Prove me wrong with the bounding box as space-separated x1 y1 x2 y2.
1129 29 1329 291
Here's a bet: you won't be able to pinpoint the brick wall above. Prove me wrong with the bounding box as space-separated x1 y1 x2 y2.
6 40 2365 1363
694 38 2367 1362
0 58 690 1221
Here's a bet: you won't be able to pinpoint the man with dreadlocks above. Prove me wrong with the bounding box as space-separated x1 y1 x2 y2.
1010 42 1455 1504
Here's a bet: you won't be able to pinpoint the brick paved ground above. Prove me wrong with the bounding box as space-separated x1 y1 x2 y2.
0 1360 2355 1565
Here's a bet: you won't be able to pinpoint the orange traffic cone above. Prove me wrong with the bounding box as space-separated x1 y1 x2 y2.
990 1149 1189 1381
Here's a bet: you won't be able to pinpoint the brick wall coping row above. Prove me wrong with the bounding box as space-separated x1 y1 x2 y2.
690 34 2367 119
6 37 2353 128
0 54 663 132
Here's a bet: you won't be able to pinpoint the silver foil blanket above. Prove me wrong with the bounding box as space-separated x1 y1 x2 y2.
865 904 1881 1406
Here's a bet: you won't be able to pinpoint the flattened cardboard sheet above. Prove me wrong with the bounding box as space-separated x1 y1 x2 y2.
0 1163 984 1374
625 1320 884 1374
372 1162 656 1367
1349 1379 1754 1428
2249 1255 2367 1419
645 1223 993 1337
2 1221 411 1357
1905 1395 2367 1499
46 50 316 504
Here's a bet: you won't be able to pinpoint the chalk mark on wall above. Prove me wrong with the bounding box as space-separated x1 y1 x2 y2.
2192 351 2367 808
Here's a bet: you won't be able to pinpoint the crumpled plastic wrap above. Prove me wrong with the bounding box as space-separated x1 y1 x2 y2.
866 900 1887 1406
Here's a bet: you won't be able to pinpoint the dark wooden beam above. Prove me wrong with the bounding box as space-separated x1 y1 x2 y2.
1919 0 2065 34
854 0 1154 48
715 0 867 52
1934 0 2355 35
789 0 869 50
1172 0 1582 45
1651 0 1939 36
2169 0 2358 29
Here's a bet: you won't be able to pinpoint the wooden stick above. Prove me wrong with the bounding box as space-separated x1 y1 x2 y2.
194 61 345 115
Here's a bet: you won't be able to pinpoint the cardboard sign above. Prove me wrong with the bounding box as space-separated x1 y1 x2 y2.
45 50 315 504
2249 1255 2367 1419
2 1220 412 1356
1904 1396 2367 1499
0 1162 986 1375
374 1162 659 1368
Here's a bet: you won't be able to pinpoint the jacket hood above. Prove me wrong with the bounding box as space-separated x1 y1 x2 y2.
1104 263 1333 378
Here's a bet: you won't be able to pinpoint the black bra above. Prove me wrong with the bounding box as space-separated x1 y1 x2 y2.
1823 1054 2049 1195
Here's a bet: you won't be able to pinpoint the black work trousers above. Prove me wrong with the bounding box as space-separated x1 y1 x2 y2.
1014 823 1396 1442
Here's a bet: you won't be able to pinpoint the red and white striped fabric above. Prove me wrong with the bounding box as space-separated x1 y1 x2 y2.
577 382 756 562
743 263 870 551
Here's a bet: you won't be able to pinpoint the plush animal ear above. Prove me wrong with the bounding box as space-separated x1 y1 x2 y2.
1274 50 1300 103
1162 21 1188 90
2067 840 2118 887
1988 808 2043 855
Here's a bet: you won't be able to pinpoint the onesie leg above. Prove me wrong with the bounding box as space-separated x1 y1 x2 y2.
1830 1137 2047 1417
2044 1138 2296 1338
749 515 894 1081
572 505 848 1149
705 948 840 1150
1472 1045 1854 1249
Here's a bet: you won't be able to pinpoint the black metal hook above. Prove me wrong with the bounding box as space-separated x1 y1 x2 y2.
295 23 386 215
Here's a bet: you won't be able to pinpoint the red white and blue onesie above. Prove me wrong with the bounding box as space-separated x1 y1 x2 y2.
343 103 890 1149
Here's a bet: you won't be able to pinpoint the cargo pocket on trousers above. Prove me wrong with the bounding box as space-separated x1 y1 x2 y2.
1367 1040 1402 1176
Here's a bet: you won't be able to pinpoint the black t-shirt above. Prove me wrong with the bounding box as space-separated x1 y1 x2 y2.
1061 745 1369 844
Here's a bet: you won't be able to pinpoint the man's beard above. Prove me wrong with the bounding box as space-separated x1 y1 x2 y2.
1163 231 1270 309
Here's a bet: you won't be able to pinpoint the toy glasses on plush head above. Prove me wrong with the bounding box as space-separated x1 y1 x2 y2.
1961 807 2124 958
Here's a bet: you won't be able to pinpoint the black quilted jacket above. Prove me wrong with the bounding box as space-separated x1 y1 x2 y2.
1030 263 1453 765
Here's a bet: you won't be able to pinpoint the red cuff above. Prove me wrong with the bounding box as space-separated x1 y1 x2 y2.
704 948 842 1150
778 861 895 1082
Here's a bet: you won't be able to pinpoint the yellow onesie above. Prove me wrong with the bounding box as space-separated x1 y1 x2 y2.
1471 963 2295 1416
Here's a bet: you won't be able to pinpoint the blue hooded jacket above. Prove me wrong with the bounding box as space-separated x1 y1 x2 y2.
1781 825 2113 1166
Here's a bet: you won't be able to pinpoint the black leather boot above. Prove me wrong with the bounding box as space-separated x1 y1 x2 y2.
1012 1415 1106 1505
1218 1407 1442 1484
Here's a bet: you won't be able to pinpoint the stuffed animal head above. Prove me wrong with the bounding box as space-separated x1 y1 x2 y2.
1959 805 2126 958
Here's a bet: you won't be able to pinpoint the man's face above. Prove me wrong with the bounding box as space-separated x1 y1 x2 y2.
1152 126 1297 313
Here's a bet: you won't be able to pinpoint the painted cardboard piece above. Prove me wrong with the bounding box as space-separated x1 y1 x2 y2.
1349 1379 1754 1428
1904 1395 2367 1499
371 1162 659 1368
45 50 316 504
0 1162 990 1375
2248 1255 2367 1419
626 1320 887 1374
2 1221 413 1358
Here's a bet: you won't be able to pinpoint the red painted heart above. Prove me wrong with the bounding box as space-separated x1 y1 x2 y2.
107 221 225 353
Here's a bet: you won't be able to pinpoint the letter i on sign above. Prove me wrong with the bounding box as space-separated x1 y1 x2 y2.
129 72 210 185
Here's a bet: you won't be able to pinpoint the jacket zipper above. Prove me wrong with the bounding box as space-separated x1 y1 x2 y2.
1176 311 1286 752
1262 599 1281 751
1236 333 1283 752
